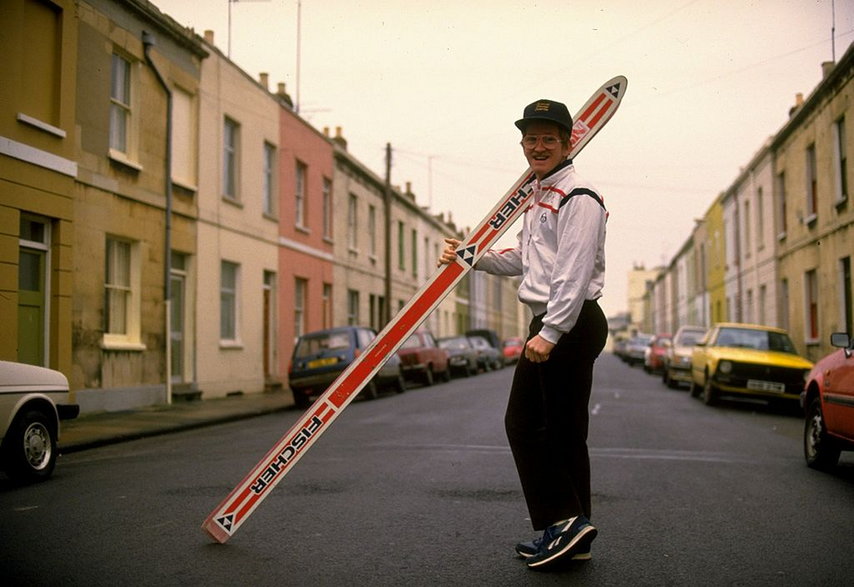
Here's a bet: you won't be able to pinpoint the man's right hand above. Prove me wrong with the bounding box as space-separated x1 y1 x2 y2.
437 238 461 266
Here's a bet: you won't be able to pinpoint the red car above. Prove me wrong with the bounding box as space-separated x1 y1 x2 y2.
643 334 671 374
802 332 854 470
502 337 524 365
397 330 451 386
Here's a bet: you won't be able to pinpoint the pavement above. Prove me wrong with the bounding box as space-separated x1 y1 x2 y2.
59 390 296 454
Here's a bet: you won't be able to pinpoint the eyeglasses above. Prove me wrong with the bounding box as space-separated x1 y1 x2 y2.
520 135 563 149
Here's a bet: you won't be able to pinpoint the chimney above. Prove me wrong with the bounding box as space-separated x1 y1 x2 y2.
821 61 835 79
276 82 294 109
204 30 215 44
259 73 269 90
323 127 330 137
789 92 804 118
332 126 348 150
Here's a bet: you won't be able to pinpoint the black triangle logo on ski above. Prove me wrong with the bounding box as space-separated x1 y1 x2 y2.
217 514 234 531
457 245 477 267
607 82 621 98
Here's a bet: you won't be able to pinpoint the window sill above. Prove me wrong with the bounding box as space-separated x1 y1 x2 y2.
101 339 147 352
17 113 66 138
835 195 848 209
295 224 311 235
804 213 817 227
108 149 143 172
263 212 279 222
222 196 243 208
219 341 244 350
172 178 198 193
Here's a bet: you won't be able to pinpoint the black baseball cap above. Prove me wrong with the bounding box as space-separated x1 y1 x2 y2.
514 99 573 133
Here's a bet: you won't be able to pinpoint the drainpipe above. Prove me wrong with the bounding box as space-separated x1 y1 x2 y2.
143 32 174 405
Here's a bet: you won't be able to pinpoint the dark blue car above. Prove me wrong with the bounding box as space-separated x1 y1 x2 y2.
288 326 405 409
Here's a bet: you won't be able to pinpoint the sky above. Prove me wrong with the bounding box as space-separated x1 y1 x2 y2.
152 0 853 319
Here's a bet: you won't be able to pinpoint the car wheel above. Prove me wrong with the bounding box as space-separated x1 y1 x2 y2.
422 368 434 387
441 368 451 383
804 398 841 471
362 380 379 400
292 389 311 410
3 408 57 483
702 372 718 406
395 374 407 394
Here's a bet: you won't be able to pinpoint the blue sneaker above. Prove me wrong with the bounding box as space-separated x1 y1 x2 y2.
525 516 597 569
516 536 591 560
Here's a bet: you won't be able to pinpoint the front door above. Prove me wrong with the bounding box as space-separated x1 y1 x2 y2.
17 217 50 366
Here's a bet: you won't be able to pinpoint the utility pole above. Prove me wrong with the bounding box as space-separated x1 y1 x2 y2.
384 143 393 325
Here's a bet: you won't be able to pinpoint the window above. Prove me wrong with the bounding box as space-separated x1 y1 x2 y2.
833 116 848 204
743 199 751 257
104 238 142 348
21 0 61 128
756 187 764 250
294 278 307 338
172 88 196 188
397 221 405 271
840 257 852 336
347 194 358 250
263 142 276 216
805 144 817 221
220 261 239 341
223 118 240 199
780 278 789 331
411 228 418 277
805 269 818 343
368 205 377 257
347 289 360 325
295 161 307 228
759 284 767 326
776 172 787 238
322 178 332 239
110 54 132 155
322 283 332 329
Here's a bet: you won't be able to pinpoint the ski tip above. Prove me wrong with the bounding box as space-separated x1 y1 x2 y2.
202 519 232 544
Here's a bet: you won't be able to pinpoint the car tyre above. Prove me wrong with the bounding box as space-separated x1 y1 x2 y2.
362 380 379 400
804 398 841 471
422 368 434 387
702 372 718 406
441 368 452 383
395 374 407 394
3 408 57 483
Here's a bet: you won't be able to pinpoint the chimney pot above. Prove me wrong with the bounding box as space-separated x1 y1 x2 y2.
821 61 835 79
204 30 215 44
259 73 269 90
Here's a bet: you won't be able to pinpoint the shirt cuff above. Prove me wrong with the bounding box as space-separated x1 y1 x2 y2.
539 325 562 345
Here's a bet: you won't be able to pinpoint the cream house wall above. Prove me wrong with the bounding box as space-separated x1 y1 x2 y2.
195 38 280 397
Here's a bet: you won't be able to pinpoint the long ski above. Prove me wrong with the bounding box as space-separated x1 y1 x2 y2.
202 75 627 543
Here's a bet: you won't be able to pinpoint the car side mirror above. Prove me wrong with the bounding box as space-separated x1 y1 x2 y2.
830 332 850 349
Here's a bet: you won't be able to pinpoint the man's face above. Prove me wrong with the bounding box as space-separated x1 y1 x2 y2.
520 121 572 179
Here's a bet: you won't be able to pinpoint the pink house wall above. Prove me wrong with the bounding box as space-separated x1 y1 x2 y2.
277 108 335 376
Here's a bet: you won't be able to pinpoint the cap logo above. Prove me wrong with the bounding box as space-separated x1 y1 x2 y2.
534 101 551 112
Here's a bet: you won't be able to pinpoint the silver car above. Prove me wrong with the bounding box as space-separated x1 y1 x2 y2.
0 361 79 482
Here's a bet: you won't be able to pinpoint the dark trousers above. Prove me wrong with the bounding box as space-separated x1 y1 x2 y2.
504 300 608 530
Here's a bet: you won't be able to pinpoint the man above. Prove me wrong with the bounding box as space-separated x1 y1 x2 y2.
439 98 608 570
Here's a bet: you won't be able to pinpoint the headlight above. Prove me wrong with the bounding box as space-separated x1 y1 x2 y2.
719 360 732 374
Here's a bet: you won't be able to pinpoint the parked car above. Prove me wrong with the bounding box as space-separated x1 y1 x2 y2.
397 330 451 386
643 334 671 374
468 335 503 371
288 326 405 409
437 336 479 377
624 334 653 366
0 361 79 483
502 337 525 365
690 322 813 407
663 326 707 389
466 329 502 352
801 332 854 471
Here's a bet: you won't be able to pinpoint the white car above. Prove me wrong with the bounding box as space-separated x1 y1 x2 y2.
0 361 79 482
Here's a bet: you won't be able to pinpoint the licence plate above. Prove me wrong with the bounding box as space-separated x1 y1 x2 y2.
307 357 338 369
747 379 785 393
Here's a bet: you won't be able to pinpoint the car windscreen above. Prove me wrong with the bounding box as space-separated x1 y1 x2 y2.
677 331 705 346
295 332 351 357
715 328 798 353
400 335 424 349
438 338 467 349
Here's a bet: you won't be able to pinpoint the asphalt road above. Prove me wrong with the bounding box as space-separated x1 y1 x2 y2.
2 353 853 586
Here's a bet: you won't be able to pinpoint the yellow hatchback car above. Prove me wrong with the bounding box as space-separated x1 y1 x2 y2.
690 323 813 407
